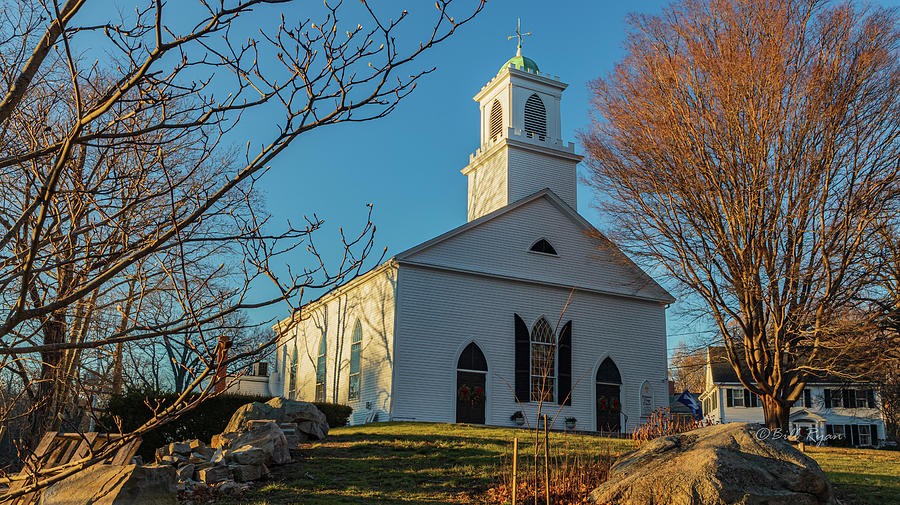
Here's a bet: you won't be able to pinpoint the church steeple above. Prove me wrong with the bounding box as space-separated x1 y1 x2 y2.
462 26 582 222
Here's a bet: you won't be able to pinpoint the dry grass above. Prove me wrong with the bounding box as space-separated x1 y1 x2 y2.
483 437 615 505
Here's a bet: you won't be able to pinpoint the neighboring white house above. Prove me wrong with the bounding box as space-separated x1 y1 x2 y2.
270 44 675 432
225 362 278 397
699 346 886 447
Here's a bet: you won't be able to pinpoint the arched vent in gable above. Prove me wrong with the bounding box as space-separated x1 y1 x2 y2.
524 93 546 140
529 238 557 255
489 99 503 141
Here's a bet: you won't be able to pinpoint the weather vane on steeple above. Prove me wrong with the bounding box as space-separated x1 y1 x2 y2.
507 18 532 57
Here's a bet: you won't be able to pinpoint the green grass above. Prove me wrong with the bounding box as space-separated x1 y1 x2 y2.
806 446 900 505
214 422 900 505
216 422 630 505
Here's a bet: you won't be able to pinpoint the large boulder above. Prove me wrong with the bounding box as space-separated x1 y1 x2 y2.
213 420 291 466
40 464 177 505
590 423 835 505
222 397 328 441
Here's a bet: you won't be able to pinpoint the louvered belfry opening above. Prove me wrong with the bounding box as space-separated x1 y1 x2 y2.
523 93 546 140
489 99 503 141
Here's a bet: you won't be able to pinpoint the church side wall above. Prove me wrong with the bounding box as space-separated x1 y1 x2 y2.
280 265 398 425
392 264 669 433
507 147 577 210
467 149 508 221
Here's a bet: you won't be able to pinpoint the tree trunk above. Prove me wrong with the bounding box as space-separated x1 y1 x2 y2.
762 394 790 431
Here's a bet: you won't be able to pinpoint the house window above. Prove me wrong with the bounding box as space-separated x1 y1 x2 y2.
803 388 812 408
712 389 717 410
530 318 555 402
830 424 846 441
489 99 503 141
855 390 868 409
349 320 362 401
523 93 546 140
748 391 761 408
859 425 872 446
731 388 744 407
529 239 557 255
315 335 326 402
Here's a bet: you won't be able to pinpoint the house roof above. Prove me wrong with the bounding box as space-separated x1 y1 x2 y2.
707 346 861 385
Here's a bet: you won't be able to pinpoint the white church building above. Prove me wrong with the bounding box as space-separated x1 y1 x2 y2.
272 44 675 432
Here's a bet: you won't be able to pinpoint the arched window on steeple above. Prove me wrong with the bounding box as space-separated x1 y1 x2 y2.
315 334 326 402
524 93 546 141
489 99 503 141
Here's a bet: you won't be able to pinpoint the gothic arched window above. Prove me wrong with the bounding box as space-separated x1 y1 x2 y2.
530 318 555 402
315 334 326 402
348 320 362 401
489 99 503 141
524 93 546 140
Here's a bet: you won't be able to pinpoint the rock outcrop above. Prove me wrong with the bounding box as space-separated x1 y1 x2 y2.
221 397 328 442
40 464 177 505
211 420 291 465
590 423 835 505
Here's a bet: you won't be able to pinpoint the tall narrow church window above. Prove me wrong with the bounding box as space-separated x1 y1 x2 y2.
315 335 326 402
348 320 362 401
530 318 555 402
289 345 298 400
524 93 546 140
489 99 503 141
529 238 557 255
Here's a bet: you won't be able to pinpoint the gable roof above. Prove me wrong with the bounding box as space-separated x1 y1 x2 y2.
396 189 675 304
707 346 858 385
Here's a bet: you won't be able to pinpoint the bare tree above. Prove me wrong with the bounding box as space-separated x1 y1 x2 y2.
0 0 484 498
670 343 705 394
582 0 900 429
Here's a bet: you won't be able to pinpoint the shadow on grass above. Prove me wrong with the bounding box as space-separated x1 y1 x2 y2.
214 423 631 505
827 471 900 505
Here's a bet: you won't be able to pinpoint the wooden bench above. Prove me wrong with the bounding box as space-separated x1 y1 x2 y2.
3 432 141 505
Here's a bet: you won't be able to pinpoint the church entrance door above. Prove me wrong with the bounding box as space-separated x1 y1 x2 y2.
595 357 622 433
456 343 488 424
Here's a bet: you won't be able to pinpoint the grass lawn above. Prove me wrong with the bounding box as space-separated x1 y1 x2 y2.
214 422 900 505
806 446 900 505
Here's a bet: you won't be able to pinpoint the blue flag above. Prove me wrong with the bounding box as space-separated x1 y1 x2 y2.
677 390 703 420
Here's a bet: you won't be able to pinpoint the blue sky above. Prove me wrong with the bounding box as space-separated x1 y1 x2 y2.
247 0 720 350
245 0 900 353
77 0 900 355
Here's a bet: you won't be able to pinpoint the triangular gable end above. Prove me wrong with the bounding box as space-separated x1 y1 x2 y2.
396 189 674 304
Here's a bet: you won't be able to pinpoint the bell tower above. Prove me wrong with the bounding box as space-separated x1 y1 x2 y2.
463 24 582 222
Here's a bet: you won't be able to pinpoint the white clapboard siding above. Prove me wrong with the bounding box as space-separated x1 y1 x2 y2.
399 191 672 303
467 148 508 222
278 264 398 425
506 146 575 209
392 263 669 432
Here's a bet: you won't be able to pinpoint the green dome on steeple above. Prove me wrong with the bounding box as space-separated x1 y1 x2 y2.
501 54 539 73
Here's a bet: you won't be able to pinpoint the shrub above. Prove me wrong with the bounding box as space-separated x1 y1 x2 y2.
98 389 272 460
632 407 704 447
313 402 353 427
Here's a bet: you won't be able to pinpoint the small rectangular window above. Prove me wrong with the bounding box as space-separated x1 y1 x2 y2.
732 388 745 407
859 425 871 446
